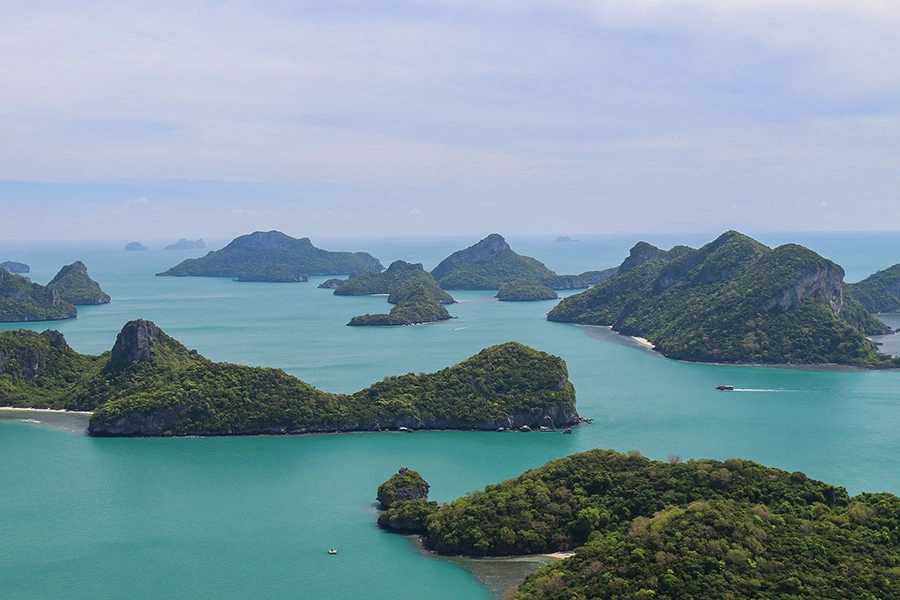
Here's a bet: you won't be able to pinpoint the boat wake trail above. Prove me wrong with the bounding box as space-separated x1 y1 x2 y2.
731 388 794 393
453 326 472 331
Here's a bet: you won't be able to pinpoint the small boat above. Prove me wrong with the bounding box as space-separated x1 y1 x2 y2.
327 549 338 555
715 385 735 391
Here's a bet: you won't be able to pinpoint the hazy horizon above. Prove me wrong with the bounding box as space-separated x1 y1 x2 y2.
3 1 899 241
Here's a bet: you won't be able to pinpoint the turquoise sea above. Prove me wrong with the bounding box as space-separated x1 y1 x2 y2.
2 232 900 600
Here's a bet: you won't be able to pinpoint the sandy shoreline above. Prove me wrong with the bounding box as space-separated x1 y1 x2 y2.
0 407 93 415
543 551 576 559
631 336 655 349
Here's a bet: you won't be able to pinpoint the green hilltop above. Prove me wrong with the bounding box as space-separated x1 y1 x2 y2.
157 230 383 280
848 263 900 314
377 449 900 599
348 275 455 326
0 320 577 436
431 234 557 290
47 261 110 305
548 231 896 366
0 268 77 323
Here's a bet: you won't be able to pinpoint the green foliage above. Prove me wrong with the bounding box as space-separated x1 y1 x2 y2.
1 322 576 435
549 231 898 366
848 263 900 313
158 230 383 278
377 499 439 533
377 467 430 508
496 281 558 302
542 269 616 290
334 261 453 304
431 234 557 290
46 261 110 305
842 286 892 335
0 270 77 323
349 278 454 326
513 497 900 600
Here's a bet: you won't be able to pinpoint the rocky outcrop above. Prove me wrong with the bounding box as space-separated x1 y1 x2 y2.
619 242 670 272
1 261 30 273
318 278 346 289
377 468 430 509
124 242 148 251
762 260 844 316
47 261 111 305
109 319 164 365
0 269 77 322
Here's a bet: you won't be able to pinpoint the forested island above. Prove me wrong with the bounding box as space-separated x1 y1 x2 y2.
496 281 558 301
157 230 383 280
0 261 30 273
376 449 900 599
47 261 110 305
430 234 557 290
548 231 898 366
334 260 454 303
848 264 900 314
124 242 148 251
348 277 454 326
0 268 77 322
0 320 577 436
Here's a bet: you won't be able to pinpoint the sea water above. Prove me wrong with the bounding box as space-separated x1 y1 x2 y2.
1 233 900 600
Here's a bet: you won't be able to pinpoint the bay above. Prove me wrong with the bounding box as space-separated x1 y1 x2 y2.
1 232 899 600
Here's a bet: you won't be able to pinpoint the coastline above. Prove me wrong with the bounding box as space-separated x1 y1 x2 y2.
0 406 93 415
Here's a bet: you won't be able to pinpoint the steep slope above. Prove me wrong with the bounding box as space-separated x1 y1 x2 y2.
157 230 383 279
47 261 111 305
335 260 453 303
848 264 900 313
431 234 557 290
0 269 77 323
549 231 895 365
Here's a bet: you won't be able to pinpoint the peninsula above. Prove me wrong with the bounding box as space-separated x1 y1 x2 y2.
157 230 383 280
164 238 206 250
47 261 110 305
548 231 897 366
390 449 900 599
0 320 578 436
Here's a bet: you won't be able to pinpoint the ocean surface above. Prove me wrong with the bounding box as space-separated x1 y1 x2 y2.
2 232 900 600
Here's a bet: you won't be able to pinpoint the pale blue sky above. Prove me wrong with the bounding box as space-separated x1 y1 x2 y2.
2 0 899 240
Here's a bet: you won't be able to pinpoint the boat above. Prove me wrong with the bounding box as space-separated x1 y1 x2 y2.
327 549 338 555
715 385 735 391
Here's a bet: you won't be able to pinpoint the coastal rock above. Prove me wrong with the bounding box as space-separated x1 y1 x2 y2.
109 319 165 365
124 242 148 251
47 261 111 305
1 261 30 273
0 269 77 323
496 281 558 301
318 278 346 289
377 467 430 509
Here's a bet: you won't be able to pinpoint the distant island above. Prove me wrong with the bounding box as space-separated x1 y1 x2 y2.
555 235 578 242
431 234 615 291
0 320 578 436
382 449 900 599
0 261 30 273
124 242 148 251
47 261 110 305
848 264 900 314
0 269 77 322
348 276 454 326
164 238 206 250
548 231 897 366
496 280 558 302
157 230 383 280
431 234 557 290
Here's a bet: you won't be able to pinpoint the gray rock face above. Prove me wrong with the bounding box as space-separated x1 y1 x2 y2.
430 233 510 280
377 467 430 509
762 263 845 316
619 242 670 272
110 319 164 365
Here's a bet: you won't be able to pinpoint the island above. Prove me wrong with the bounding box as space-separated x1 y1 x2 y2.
387 449 900 599
0 269 77 322
157 230 383 280
541 269 615 290
46 261 110 305
376 468 438 532
547 231 897 366
0 261 30 273
124 242 148 251
335 260 453 303
496 280 558 302
318 278 346 289
0 319 578 436
348 277 454 325
430 234 557 290
848 264 900 314
164 238 206 250
555 236 578 242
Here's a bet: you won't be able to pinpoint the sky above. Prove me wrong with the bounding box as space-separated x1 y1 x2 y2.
1 0 899 241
